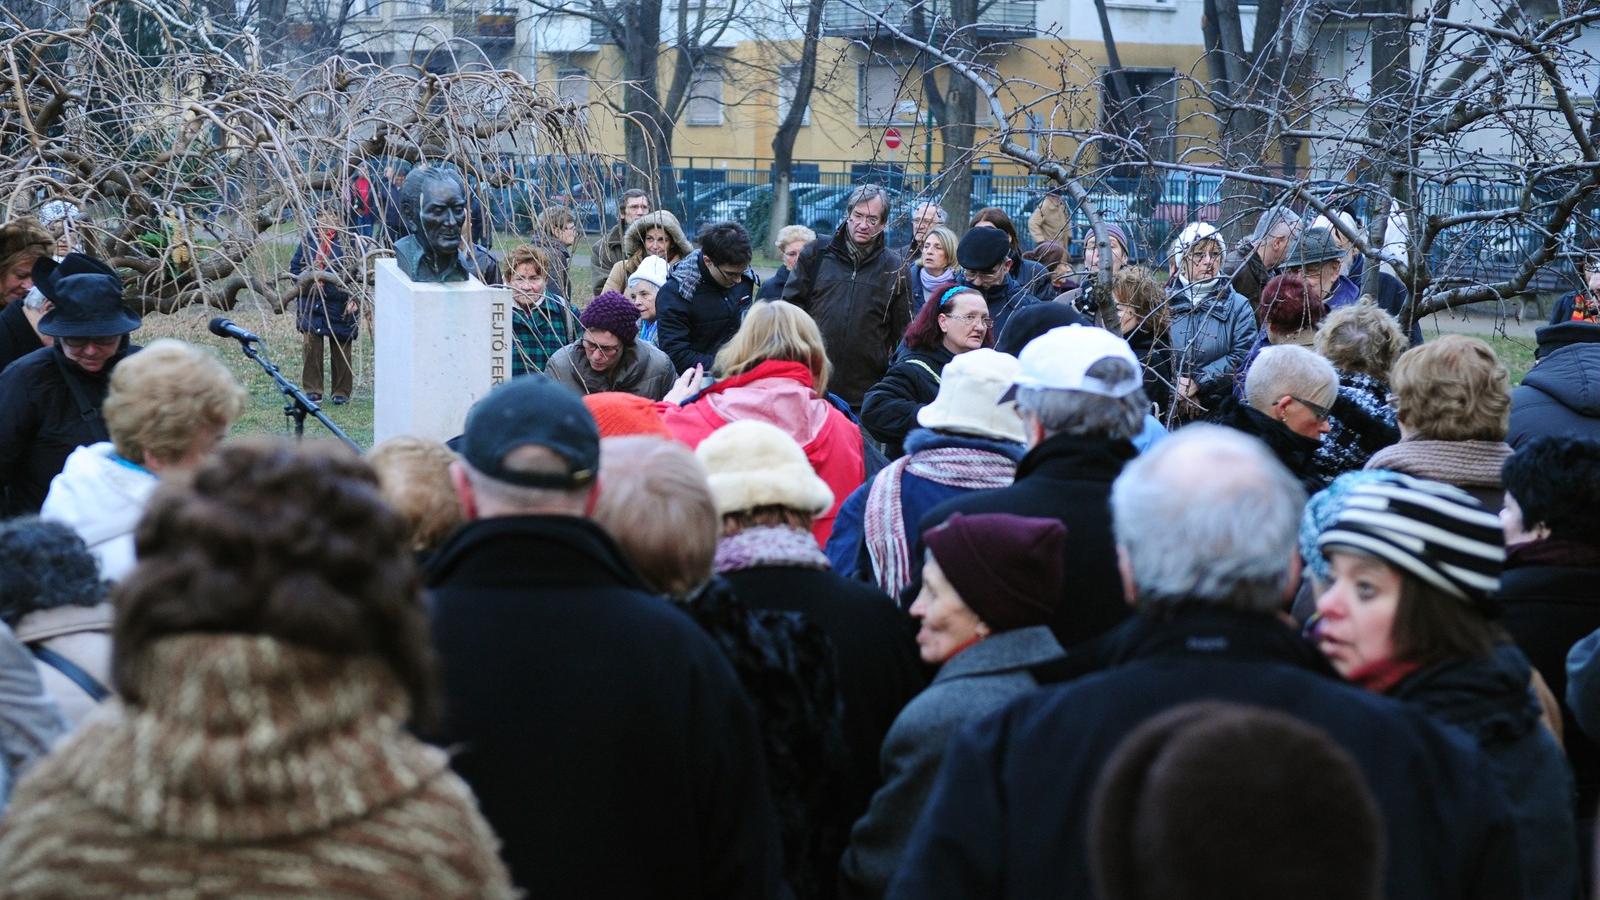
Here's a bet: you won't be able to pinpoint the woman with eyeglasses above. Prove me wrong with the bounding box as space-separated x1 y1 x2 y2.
862 286 993 459
545 291 676 400
1215 343 1338 494
1164 223 1258 422
0 254 140 517
1364 335 1515 513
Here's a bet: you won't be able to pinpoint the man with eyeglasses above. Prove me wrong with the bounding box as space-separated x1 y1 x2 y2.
955 227 1037 340
0 253 141 517
783 184 913 411
656 220 758 374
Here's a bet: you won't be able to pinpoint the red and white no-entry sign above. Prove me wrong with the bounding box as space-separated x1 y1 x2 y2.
883 127 903 149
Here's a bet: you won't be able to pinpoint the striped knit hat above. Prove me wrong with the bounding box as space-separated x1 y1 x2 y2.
1317 475 1504 609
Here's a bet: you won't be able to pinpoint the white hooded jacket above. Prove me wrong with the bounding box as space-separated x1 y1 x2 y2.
40 441 156 581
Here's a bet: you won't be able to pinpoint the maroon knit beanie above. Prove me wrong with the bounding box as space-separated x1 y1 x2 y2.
580 291 641 346
922 512 1065 632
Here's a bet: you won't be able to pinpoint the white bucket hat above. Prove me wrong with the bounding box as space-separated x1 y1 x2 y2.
916 348 1028 444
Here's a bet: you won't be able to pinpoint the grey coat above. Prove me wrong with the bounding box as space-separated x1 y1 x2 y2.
0 619 67 811
1166 280 1258 403
545 339 677 401
839 626 1063 899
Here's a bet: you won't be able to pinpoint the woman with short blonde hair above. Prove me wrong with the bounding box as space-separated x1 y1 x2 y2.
367 436 463 558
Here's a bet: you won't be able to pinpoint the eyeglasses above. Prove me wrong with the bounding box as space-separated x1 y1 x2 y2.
1290 395 1332 422
847 210 883 228
1188 250 1224 262
61 335 122 350
943 312 993 328
581 339 622 357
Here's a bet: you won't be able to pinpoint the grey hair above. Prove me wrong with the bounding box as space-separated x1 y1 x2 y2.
1244 344 1339 415
914 201 948 224
1015 358 1148 441
846 184 892 220
1253 206 1301 242
459 446 588 516
1111 425 1307 614
21 287 47 312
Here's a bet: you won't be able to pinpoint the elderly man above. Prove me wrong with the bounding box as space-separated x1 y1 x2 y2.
908 201 947 259
425 377 782 897
1225 205 1300 311
783 184 913 410
591 189 651 294
888 425 1522 900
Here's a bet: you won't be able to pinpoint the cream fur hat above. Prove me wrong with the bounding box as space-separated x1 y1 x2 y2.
694 419 834 516
916 348 1027 444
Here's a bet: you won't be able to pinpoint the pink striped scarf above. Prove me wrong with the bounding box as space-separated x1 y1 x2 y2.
863 448 1016 597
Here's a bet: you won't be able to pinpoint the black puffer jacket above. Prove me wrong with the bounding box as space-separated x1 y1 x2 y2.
1213 396 1327 495
782 226 912 407
1313 370 1400 481
1508 322 1600 448
860 345 953 459
656 250 758 373
0 341 137 517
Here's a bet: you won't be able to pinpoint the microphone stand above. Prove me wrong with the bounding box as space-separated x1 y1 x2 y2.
232 340 362 453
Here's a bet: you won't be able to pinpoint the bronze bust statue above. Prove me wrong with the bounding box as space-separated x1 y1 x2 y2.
393 165 500 284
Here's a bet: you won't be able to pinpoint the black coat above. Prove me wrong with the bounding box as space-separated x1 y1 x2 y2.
860 345 953 459
1123 325 1172 418
721 565 927 845
962 273 1036 342
757 265 790 301
1214 396 1328 495
423 515 783 899
0 301 43 374
887 607 1524 900
1508 322 1600 449
916 433 1136 650
783 228 912 407
1348 255 1424 346
289 230 359 342
657 251 757 373
0 341 136 517
1497 551 1600 818
1313 370 1400 482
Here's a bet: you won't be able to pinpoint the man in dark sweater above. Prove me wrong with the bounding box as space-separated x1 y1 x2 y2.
426 376 782 898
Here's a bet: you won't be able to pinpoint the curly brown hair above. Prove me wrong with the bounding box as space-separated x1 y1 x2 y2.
112 438 438 727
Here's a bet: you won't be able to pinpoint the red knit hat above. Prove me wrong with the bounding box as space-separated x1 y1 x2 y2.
583 392 670 438
921 512 1065 632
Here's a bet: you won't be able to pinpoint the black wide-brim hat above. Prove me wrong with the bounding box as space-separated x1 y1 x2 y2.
33 253 141 338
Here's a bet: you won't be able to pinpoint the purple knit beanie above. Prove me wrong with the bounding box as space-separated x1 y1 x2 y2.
580 291 641 345
922 512 1065 632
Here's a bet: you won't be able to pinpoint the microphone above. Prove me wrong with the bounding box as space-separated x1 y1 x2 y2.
208 317 262 344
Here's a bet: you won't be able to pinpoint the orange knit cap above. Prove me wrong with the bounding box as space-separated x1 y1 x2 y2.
583 392 670 439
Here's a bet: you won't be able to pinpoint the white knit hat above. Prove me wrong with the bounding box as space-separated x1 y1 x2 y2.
628 255 669 290
694 419 834 516
916 348 1027 444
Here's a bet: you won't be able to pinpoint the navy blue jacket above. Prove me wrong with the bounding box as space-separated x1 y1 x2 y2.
960 273 1035 342
887 607 1524 900
1508 322 1600 448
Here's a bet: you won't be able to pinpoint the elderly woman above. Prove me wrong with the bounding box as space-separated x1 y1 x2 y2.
0 218 55 369
592 434 849 900
840 511 1067 899
758 224 817 301
0 254 141 517
1312 301 1407 480
41 339 243 581
601 210 693 295
659 300 866 545
862 286 992 458
1217 344 1337 494
0 440 516 896
546 291 676 400
1313 476 1579 900
366 436 463 563
625 255 669 343
1365 335 1512 511
0 518 111 729
506 243 579 376
1166 223 1258 420
910 225 960 312
832 349 1026 596
1111 266 1173 418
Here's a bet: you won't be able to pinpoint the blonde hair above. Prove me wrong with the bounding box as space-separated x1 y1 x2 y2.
774 224 816 252
592 436 719 598
1390 335 1510 441
103 339 245 466
1112 267 1168 335
1314 301 1408 381
366 436 463 553
713 300 831 396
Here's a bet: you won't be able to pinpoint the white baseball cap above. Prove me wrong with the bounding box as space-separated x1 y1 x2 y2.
1007 325 1143 399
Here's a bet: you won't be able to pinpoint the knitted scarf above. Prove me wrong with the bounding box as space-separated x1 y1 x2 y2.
713 525 830 574
1365 438 1512 489
864 446 1016 596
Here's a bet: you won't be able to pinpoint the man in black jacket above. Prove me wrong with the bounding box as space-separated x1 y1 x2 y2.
956 227 1037 339
889 425 1522 900
1508 320 1600 447
425 376 783 898
656 221 757 373
783 185 912 410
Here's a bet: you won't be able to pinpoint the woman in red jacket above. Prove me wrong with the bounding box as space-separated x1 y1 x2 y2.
659 300 865 545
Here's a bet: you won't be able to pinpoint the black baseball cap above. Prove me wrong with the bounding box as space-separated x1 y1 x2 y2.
459 375 600 488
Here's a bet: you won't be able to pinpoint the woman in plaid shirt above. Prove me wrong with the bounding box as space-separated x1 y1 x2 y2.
505 243 579 376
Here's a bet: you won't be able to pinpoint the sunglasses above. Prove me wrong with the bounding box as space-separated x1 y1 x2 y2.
1290 395 1332 422
61 335 122 350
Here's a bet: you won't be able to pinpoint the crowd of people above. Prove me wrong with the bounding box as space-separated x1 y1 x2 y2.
0 175 1597 899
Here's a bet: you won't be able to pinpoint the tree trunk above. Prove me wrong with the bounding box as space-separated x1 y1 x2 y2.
621 0 665 194
769 0 825 246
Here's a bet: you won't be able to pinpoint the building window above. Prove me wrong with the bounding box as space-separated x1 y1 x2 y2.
1316 28 1372 102
687 68 725 126
1099 67 1177 166
558 67 590 105
858 63 919 127
350 0 382 18
778 64 811 126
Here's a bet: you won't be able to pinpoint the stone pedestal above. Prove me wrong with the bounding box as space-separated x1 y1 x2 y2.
374 258 511 444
